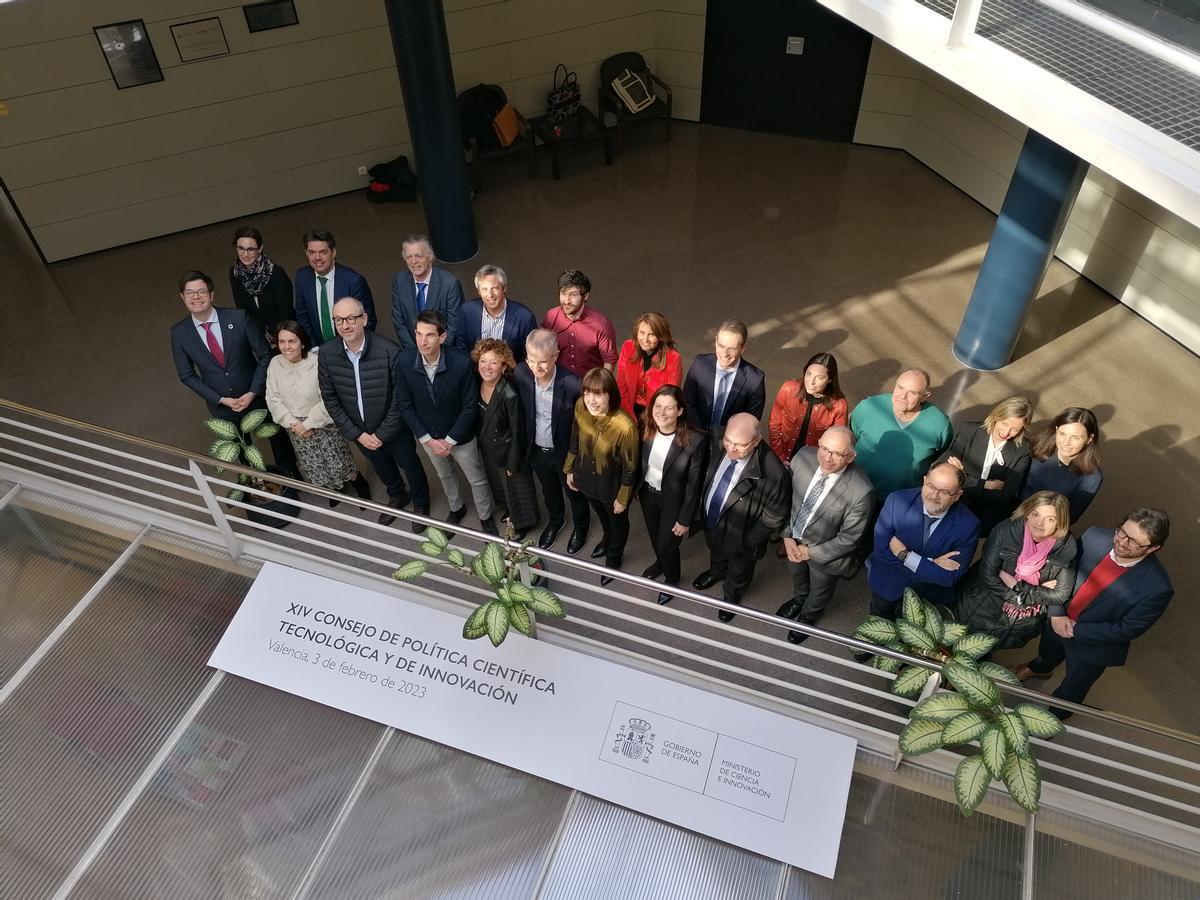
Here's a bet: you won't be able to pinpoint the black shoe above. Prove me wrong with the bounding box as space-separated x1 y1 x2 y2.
410 504 429 534
642 562 663 579
328 496 340 508
350 473 372 500
480 517 499 536
539 523 563 549
692 570 722 590
600 573 615 587
853 651 873 663
447 506 467 525
590 540 608 560
776 599 803 620
657 591 673 605
787 616 818 645
511 525 531 541
718 609 736 623
566 530 587 555
379 495 408 526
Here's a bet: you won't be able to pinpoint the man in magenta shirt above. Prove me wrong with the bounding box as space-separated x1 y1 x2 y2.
541 269 617 378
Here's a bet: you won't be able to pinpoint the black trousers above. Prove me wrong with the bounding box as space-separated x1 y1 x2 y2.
639 484 685 585
870 591 898 621
359 435 430 508
587 496 630 566
1028 622 1108 718
214 399 297 478
531 447 589 532
787 559 842 621
706 535 763 605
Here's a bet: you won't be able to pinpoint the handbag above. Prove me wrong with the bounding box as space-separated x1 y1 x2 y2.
545 63 581 123
611 68 655 113
492 103 521 147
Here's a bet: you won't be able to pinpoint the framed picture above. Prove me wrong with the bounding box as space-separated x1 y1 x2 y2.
94 19 164 90
171 17 230 63
243 0 299 34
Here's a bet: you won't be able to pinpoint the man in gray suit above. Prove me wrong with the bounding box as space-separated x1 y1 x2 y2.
390 234 464 352
776 426 874 643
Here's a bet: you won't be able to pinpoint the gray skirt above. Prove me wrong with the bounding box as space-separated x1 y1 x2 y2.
287 423 359 490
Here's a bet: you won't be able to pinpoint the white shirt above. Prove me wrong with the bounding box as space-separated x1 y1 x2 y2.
534 372 555 448
192 308 224 357
644 432 675 490
712 362 739 412
980 436 1007 481
704 455 749 512
792 468 842 541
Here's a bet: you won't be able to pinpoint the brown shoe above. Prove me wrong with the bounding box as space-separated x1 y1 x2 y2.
1011 663 1041 682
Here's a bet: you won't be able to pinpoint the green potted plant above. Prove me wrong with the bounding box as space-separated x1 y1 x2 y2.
854 588 1064 816
391 523 565 646
205 409 299 529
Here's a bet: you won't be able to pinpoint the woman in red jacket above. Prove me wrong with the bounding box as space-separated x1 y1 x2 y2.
615 312 684 422
768 351 848 463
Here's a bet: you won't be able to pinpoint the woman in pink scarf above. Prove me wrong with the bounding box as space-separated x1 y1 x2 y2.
956 491 1078 650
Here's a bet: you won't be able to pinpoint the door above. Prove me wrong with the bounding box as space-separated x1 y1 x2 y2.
700 0 873 142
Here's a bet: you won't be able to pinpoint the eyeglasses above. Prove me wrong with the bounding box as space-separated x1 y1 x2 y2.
235 245 260 254
332 314 365 326
922 478 958 499
182 289 211 298
1114 526 1152 550
722 438 756 451
817 445 853 459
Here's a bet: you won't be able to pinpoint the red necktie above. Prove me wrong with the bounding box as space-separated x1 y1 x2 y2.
201 322 226 368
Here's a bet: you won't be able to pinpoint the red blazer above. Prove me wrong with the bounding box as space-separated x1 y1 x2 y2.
616 341 684 419
768 381 848 461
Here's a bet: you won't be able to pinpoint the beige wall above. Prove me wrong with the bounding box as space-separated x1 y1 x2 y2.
854 40 1200 356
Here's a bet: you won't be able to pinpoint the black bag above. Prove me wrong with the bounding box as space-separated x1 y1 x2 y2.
545 64 580 123
365 155 417 203
457 83 508 151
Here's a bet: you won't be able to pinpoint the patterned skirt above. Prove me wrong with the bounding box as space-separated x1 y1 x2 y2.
481 455 540 529
288 424 359 490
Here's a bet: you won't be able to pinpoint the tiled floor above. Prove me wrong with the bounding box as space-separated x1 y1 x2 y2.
1 122 1196 735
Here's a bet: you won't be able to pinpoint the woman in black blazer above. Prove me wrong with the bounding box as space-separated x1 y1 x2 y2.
229 226 296 344
937 396 1033 537
638 385 709 605
473 339 539 539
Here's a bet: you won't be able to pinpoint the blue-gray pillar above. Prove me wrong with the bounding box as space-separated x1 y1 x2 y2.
952 130 1087 370
383 0 477 263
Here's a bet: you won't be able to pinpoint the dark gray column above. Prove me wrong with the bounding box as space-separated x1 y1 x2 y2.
383 0 477 263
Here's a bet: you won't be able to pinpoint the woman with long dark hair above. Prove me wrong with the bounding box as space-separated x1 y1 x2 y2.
228 226 295 342
615 312 684 421
768 351 848 463
473 338 539 539
637 385 709 605
1022 407 1103 523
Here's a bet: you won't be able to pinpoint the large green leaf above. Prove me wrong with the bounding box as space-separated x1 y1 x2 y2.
901 588 926 626
955 755 992 817
944 661 1001 709
852 617 898 645
872 652 904 674
980 724 1008 779
978 660 1023 687
508 582 535 606
495 584 513 606
1013 703 1066 739
240 408 269 433
508 603 534 636
891 665 933 698
951 653 980 670
426 526 449 550
420 541 445 557
952 632 1000 660
997 711 1031 755
1002 752 1042 813
254 423 281 439
912 692 972 723
474 542 507 586
463 602 490 640
898 718 944 756
942 622 969 643
446 548 466 568
942 711 989 745
485 601 510 646
209 439 242 463
204 418 238 439
896 620 937 654
243 445 266 472
227 488 245 504
391 560 427 581
526 587 565 617
921 601 944 644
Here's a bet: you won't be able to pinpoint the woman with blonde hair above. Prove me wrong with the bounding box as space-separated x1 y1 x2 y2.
956 490 1078 650
615 312 683 421
937 395 1033 535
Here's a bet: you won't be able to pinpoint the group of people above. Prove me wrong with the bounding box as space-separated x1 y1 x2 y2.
170 227 1175 719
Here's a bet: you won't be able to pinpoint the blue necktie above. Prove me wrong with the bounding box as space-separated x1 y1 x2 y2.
711 369 733 428
791 473 828 538
922 515 936 550
416 282 427 312
706 460 737 530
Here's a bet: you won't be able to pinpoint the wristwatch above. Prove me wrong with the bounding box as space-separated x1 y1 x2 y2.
896 548 910 562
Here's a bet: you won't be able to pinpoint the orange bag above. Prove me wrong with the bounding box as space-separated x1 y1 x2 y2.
492 104 521 147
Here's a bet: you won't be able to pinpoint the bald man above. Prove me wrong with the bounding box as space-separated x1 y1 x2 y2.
692 412 790 622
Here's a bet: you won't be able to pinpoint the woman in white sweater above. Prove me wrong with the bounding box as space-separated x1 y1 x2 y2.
266 321 368 505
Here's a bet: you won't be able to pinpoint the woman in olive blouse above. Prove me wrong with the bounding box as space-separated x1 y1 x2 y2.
564 368 640 585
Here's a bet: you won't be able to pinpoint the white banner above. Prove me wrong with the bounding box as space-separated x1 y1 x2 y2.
208 562 857 877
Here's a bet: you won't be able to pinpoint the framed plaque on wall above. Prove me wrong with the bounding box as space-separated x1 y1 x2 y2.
243 0 299 34
94 19 164 89
170 17 230 63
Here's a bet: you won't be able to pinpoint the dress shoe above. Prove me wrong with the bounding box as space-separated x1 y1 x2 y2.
600 573 615 587
692 570 722 590
566 530 587 555
717 609 736 623
641 562 663 579
776 599 804 620
328 496 341 508
1011 663 1043 682
657 591 673 606
410 504 429 534
853 651 873 663
379 495 408 527
590 540 609 560
513 526 530 541
480 517 499 536
538 523 563 549
349 473 372 500
787 616 819 645
447 506 467 525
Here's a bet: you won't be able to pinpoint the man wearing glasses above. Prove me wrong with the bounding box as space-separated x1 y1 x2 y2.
775 426 874 643
866 462 980 621
1014 509 1173 718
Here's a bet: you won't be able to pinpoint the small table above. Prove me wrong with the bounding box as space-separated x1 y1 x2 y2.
528 107 614 181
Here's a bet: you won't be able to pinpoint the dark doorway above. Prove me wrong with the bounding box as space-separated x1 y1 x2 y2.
700 0 872 142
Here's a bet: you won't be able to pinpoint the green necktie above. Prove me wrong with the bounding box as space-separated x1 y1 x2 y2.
318 275 333 341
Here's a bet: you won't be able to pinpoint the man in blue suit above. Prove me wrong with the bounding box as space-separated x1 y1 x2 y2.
458 264 537 361
867 462 980 616
1015 509 1173 718
170 270 296 475
683 320 766 434
390 234 464 352
294 229 377 345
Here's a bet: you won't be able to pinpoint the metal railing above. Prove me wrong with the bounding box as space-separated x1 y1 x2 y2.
1 397 1198 870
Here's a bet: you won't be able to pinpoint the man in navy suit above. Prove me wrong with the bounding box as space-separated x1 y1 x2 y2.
1015 509 1173 718
458 264 537 361
294 229 377 345
515 329 590 551
867 462 980 617
170 270 296 475
393 309 497 534
390 234 464 352
683 319 766 434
